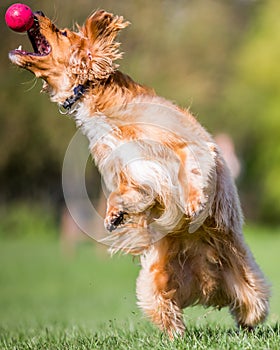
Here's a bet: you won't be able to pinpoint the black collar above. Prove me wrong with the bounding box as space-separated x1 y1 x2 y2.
62 83 89 111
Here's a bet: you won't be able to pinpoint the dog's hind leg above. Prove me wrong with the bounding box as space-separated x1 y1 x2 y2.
136 241 185 338
222 246 270 329
229 270 269 329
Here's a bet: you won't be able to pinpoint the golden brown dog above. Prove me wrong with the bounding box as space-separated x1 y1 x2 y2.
9 10 270 337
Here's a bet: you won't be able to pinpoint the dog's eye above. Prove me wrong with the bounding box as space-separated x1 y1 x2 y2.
61 31 67 37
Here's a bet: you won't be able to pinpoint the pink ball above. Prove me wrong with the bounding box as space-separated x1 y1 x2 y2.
5 3 34 32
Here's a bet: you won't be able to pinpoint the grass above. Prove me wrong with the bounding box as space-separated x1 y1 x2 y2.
1 324 279 350
0 206 280 349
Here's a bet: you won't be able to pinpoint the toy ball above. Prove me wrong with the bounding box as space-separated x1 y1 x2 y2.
5 3 34 32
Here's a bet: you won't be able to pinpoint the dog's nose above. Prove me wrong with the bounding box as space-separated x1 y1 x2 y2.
34 11 45 17
105 211 127 232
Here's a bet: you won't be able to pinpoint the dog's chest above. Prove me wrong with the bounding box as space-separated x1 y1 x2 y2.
74 106 139 190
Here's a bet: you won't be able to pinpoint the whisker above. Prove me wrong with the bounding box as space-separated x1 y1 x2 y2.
50 2 59 24
22 77 38 92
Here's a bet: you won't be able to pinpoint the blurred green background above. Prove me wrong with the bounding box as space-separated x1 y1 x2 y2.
0 0 280 334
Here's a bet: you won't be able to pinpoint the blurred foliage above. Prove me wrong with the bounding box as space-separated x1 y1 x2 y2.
1 0 279 224
221 0 280 223
0 201 57 238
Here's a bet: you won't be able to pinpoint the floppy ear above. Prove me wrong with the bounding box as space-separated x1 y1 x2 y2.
71 10 129 84
83 10 129 44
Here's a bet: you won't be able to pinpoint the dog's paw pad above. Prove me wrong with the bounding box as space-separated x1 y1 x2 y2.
105 211 127 232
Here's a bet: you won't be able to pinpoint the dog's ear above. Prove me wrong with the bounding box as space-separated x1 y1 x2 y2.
84 10 129 44
71 10 129 83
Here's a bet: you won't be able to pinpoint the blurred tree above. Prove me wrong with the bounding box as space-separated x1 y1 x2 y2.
222 0 280 223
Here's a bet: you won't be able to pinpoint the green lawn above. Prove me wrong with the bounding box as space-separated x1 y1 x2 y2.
0 221 279 349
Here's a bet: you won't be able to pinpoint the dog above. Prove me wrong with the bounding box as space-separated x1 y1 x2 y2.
9 9 270 338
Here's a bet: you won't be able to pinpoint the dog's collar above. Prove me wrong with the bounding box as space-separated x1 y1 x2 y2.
62 84 88 110
59 83 90 114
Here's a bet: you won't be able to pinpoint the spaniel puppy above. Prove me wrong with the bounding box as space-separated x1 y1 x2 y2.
9 10 270 337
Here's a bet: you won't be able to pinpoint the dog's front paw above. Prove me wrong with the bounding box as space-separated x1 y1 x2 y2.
184 191 211 233
185 190 208 218
186 200 207 219
105 210 128 232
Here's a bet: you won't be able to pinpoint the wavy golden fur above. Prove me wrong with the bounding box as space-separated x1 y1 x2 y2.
9 9 270 338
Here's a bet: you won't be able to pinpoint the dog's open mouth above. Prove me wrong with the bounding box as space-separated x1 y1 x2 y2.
11 13 51 57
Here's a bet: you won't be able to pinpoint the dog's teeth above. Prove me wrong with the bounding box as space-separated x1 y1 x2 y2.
17 45 23 51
